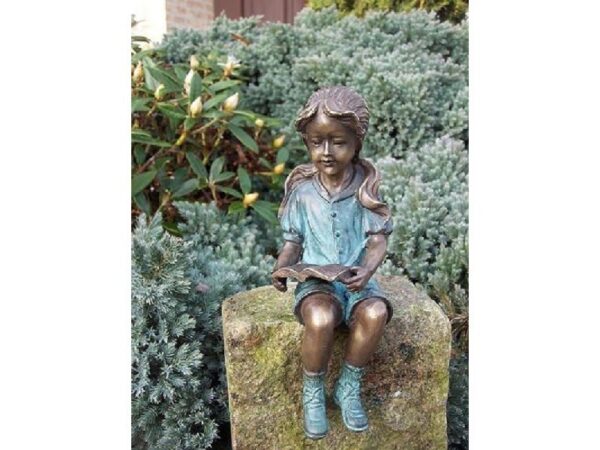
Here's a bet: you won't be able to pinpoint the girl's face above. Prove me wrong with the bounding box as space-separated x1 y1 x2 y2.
305 109 358 178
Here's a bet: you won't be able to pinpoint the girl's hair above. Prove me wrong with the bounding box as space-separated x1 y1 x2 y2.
279 86 390 222
295 86 370 157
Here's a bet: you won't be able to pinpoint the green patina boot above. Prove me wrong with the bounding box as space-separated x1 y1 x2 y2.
333 362 368 432
302 369 329 439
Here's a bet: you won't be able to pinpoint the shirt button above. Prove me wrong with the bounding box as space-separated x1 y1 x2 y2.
331 211 337 218
335 231 341 238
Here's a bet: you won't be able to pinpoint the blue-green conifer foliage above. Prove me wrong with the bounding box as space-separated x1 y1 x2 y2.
131 205 274 449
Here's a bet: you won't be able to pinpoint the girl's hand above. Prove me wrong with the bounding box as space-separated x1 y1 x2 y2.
272 275 288 292
343 266 374 292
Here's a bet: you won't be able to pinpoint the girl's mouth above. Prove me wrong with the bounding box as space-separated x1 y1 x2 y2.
321 160 335 167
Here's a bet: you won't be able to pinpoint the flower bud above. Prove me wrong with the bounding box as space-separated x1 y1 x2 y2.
184 69 194 95
223 62 234 78
272 135 286 149
222 92 239 112
273 162 285 175
243 192 259 208
254 118 265 129
175 131 188 146
154 84 166 101
190 96 203 118
190 54 200 70
221 55 240 78
133 62 144 83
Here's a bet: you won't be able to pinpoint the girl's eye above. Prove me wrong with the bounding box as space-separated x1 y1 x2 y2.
334 141 345 146
311 140 321 146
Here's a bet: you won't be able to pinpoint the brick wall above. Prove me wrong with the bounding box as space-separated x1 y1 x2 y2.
166 0 214 31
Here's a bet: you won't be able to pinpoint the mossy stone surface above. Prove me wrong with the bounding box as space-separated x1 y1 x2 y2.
222 275 451 450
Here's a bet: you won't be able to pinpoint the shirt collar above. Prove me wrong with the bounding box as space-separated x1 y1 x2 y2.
311 163 365 203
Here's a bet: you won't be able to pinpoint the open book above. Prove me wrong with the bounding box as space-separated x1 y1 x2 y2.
272 264 354 283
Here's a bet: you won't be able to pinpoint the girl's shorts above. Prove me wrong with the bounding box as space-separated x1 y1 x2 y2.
293 277 393 327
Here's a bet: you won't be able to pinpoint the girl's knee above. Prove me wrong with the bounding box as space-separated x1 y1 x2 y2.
355 298 388 325
301 294 340 330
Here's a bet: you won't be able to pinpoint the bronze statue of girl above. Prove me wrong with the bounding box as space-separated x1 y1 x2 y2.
272 86 394 439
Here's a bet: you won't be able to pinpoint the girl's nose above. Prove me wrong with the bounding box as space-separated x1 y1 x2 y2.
323 140 331 155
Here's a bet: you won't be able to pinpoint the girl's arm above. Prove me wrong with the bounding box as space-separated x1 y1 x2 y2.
272 241 303 292
361 234 388 274
345 234 388 292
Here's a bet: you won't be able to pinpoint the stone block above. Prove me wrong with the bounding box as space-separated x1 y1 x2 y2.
222 275 451 449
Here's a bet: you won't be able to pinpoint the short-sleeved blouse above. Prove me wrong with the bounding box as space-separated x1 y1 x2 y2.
279 164 393 266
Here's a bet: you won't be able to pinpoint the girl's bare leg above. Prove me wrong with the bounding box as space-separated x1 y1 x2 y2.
344 298 388 367
300 293 342 373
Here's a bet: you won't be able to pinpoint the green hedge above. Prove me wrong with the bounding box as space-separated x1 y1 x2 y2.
309 0 468 23
161 8 468 163
131 45 289 225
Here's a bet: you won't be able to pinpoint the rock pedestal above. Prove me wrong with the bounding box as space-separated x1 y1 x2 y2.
222 275 451 450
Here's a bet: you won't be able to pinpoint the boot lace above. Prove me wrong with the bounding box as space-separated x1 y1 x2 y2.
304 381 325 408
339 378 362 403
